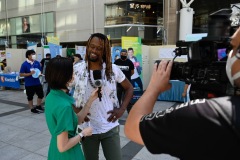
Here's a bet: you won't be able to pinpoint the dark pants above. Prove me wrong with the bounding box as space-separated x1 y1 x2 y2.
25 85 44 101
117 85 124 105
82 126 122 160
117 85 133 113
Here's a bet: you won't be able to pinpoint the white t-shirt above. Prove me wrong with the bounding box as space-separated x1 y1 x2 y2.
79 64 125 134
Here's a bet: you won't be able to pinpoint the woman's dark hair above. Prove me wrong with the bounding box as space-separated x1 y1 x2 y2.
45 57 73 90
25 50 35 58
74 54 83 60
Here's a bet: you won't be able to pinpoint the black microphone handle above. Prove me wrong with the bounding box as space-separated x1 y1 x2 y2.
98 87 102 101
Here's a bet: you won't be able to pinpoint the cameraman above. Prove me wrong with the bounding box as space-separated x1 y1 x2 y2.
125 27 240 160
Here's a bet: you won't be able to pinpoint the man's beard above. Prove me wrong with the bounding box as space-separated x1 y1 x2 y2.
88 53 98 62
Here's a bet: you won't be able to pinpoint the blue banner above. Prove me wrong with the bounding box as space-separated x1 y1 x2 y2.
27 41 37 51
48 43 60 58
0 74 20 88
111 46 121 63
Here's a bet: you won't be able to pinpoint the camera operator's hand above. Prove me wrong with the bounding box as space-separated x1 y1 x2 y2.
125 60 173 145
147 60 173 96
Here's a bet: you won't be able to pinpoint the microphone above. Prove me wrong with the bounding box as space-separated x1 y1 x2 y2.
93 70 102 101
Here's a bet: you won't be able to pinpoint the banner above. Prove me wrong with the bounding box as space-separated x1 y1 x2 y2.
76 46 86 60
44 45 62 58
111 46 121 63
27 42 37 51
66 48 75 57
0 74 20 89
47 37 60 58
122 36 143 91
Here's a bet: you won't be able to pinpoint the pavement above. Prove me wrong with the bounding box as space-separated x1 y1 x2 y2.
0 89 180 160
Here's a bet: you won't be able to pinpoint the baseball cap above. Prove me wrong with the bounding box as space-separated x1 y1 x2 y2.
121 49 127 53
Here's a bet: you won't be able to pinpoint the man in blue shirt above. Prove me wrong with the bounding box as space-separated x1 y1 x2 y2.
20 50 44 114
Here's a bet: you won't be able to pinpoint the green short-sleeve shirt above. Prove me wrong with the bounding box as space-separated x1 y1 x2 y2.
45 89 85 160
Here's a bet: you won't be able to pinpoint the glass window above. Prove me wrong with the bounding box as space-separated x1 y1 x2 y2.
45 12 54 33
104 1 162 41
0 12 55 48
9 18 16 35
15 17 22 35
5 12 54 36
105 2 161 26
105 27 127 39
0 19 7 36
30 15 41 33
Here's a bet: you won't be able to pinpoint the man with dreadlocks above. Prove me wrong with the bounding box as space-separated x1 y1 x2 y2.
71 33 133 160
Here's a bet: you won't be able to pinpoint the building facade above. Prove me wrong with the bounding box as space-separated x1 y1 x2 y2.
0 0 179 49
0 0 238 49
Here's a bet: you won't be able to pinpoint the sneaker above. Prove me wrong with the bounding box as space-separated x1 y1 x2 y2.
31 108 40 114
36 105 44 113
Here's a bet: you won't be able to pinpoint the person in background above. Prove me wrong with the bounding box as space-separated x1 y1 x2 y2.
124 27 240 160
73 54 83 66
128 47 143 91
40 53 51 73
40 53 51 96
0 58 6 71
69 54 83 96
114 48 134 113
20 50 44 114
114 55 120 62
71 33 133 160
45 57 98 160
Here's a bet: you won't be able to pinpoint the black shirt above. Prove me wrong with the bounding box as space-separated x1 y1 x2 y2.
114 59 134 81
140 96 240 160
40 58 50 74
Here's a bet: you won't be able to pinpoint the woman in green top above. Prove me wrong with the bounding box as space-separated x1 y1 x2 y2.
45 57 98 160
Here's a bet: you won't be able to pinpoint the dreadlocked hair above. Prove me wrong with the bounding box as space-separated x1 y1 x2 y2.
85 33 113 81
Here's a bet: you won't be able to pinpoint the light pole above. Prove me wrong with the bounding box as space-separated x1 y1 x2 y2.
41 0 46 46
92 0 96 33
178 0 194 41
5 0 9 48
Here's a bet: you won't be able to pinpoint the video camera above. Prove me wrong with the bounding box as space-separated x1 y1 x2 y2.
170 39 231 84
158 9 237 97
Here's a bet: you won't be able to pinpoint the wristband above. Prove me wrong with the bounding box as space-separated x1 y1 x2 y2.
79 132 85 142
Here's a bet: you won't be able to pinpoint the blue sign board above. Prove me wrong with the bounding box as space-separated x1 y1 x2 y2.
0 74 20 89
